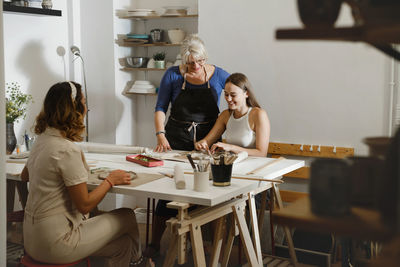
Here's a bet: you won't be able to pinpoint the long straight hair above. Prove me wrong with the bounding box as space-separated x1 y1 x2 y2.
225 73 260 108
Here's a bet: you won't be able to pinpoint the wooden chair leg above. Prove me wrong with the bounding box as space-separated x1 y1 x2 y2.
272 183 299 267
248 192 263 266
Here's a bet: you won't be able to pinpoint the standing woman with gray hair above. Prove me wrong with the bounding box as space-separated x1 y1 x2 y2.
148 34 229 257
154 34 230 152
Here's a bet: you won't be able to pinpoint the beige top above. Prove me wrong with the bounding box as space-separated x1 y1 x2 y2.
24 128 89 220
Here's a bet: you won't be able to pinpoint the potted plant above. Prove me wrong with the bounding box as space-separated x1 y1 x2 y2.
153 51 166 69
5 82 33 154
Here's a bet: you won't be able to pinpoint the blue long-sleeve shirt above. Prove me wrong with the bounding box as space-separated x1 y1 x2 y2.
155 66 230 113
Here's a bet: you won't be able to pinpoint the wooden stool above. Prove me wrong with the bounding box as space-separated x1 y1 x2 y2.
19 253 91 267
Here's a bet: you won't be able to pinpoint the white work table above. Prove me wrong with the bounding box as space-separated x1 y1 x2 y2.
82 152 304 207
6 151 304 267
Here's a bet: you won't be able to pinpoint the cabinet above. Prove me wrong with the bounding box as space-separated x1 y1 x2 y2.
116 12 198 95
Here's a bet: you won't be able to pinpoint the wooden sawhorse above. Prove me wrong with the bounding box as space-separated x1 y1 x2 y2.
162 192 264 267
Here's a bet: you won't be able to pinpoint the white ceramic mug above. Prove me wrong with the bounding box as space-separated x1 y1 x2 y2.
193 171 209 192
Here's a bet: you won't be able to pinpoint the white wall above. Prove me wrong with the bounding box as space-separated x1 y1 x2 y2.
79 0 118 144
3 0 70 146
200 0 392 155
1 2 6 265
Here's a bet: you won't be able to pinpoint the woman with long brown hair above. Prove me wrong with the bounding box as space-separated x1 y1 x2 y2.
195 73 270 156
21 82 152 266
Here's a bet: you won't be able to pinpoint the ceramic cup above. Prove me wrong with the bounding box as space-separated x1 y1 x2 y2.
193 171 209 192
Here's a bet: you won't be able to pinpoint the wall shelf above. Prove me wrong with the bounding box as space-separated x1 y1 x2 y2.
118 14 198 20
125 92 157 96
120 67 166 72
3 2 62 16
115 40 181 47
276 25 400 60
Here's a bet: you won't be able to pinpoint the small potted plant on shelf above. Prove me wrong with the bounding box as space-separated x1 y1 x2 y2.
5 82 33 154
153 51 166 69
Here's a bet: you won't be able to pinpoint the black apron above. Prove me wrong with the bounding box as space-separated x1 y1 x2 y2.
165 67 219 151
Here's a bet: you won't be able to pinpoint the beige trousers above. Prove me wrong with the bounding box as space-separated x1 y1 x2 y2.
24 208 141 267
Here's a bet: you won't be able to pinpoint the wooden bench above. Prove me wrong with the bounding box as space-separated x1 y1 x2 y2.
265 142 354 267
268 142 354 202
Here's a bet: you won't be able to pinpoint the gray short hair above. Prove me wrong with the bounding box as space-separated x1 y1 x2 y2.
180 34 208 65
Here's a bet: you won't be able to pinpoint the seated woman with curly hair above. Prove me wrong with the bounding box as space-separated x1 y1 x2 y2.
21 82 153 267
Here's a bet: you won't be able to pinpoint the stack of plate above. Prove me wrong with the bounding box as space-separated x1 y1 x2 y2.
129 81 156 94
127 9 157 17
126 34 150 44
162 6 188 16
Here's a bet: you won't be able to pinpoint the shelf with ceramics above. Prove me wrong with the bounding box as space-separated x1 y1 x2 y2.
118 14 198 20
120 67 167 72
116 6 197 20
115 40 182 47
3 1 61 16
116 6 196 95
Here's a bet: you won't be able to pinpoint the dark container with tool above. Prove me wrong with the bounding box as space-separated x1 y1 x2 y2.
211 163 233 186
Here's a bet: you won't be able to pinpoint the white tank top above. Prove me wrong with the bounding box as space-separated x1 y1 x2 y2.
225 107 256 148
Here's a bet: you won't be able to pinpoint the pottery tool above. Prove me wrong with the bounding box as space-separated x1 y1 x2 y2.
231 176 284 183
246 157 286 175
158 171 174 178
186 154 197 171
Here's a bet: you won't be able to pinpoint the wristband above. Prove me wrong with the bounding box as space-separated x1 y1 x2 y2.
156 131 165 136
105 177 114 187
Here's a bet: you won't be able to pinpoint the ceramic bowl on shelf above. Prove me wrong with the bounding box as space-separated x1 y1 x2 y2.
162 6 188 16
126 9 157 17
126 57 149 68
168 29 185 44
147 58 156 68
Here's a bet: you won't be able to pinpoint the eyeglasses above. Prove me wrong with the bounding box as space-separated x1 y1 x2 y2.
187 58 206 66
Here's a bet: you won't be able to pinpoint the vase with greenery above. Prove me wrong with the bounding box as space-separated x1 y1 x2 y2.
5 82 33 154
153 51 166 69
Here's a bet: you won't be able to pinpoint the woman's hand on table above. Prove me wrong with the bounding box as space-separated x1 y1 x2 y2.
195 139 209 151
154 134 171 152
107 170 131 185
210 142 237 154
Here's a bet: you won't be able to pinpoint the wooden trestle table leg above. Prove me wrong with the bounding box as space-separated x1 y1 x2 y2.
232 203 262 267
221 214 239 267
209 216 225 267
